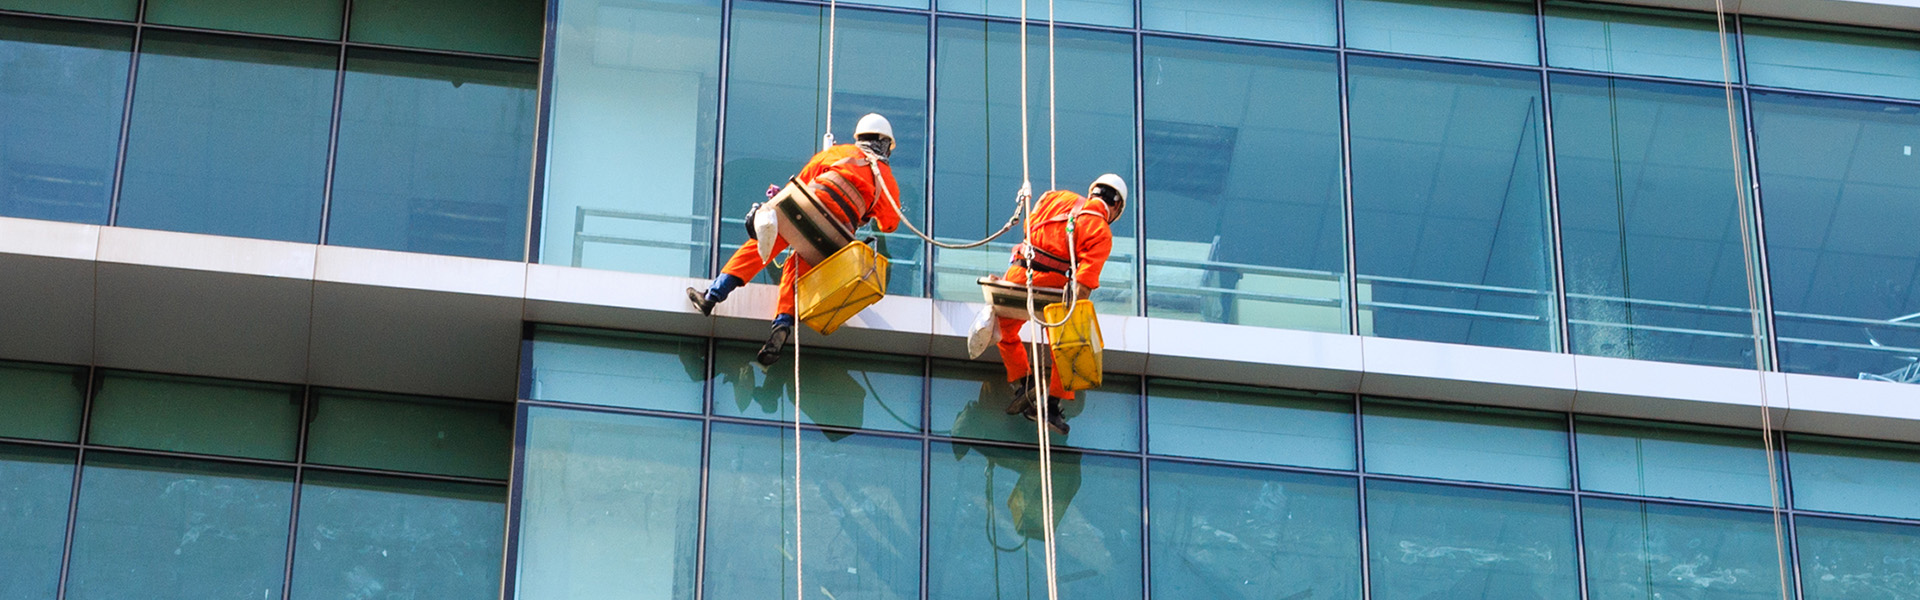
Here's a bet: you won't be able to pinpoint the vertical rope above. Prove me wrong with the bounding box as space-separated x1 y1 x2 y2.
823 0 838 151
1047 0 1056 191
793 320 805 600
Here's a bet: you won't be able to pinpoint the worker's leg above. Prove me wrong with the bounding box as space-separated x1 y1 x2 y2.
996 315 1037 415
690 237 791 315
756 253 811 366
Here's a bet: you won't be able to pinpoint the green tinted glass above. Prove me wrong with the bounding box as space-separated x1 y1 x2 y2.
1345 0 1539 65
0 444 74 600
1362 397 1569 488
349 0 542 58
1544 1 1737 82
1365 480 1579 600
0 0 135 20
528 326 708 413
88 371 302 461
66 453 294 600
291 471 506 600
931 360 1139 452
1743 18 1920 101
305 390 512 480
1141 0 1337 45
929 442 1142 600
1581 498 1791 600
1148 379 1353 469
0 361 86 442
715 341 923 433
0 17 132 225
1789 434 1920 520
145 0 344 40
704 423 921 600
1798 516 1920 600
937 0 1131 28
1149 460 1360 600
517 408 703 600
1575 416 1774 506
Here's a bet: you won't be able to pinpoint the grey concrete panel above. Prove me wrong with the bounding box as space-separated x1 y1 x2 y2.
93 262 314 384
0 253 95 366
1360 336 1578 411
308 281 522 401
1149 319 1364 393
1784 373 1920 443
1572 355 1788 429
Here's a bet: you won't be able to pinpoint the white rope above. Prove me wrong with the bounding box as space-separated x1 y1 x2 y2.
793 315 806 600
1015 0 1063 597
822 0 838 152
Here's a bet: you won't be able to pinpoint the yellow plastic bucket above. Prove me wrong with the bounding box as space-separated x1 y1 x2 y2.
796 241 888 336
1043 300 1102 392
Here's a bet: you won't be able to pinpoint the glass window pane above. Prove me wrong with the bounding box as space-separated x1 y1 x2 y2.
1364 480 1578 600
1788 434 1920 520
349 0 543 58
719 3 927 297
305 390 512 480
929 442 1141 600
1147 379 1352 469
1142 0 1336 46
1575 416 1774 506
1349 57 1557 351
0 17 129 225
715 341 923 433
704 423 921 600
1797 515 1920 600
1148 460 1360 600
540 0 720 276
1581 498 1790 600
0 0 135 20
291 471 505 600
932 19 1137 314
1544 1 1737 82
1550 75 1759 369
936 0 1131 28
0 444 73 600
117 32 335 243
66 453 294 600
0 361 86 442
528 325 708 413
1345 0 1539 65
88 371 302 461
1744 18 1920 101
1753 92 1920 381
145 0 343 39
931 360 1139 452
1362 397 1568 488
1141 37 1346 332
328 49 536 261
516 407 702 600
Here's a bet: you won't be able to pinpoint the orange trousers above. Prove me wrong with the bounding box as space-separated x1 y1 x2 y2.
997 267 1074 401
721 237 813 318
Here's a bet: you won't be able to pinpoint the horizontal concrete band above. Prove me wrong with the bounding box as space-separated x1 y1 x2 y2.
3 216 1917 443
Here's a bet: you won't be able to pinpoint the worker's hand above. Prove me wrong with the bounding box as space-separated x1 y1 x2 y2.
765 184 780 199
1071 285 1094 302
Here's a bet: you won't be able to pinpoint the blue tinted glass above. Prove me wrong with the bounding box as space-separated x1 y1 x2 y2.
0 17 128 225
0 361 86 442
1345 0 1539 65
1753 92 1920 381
1147 379 1353 469
117 32 335 243
349 0 544 58
1544 1 1738 82
0 444 73 600
1142 0 1336 45
719 2 927 296
66 453 294 600
88 371 303 461
929 442 1141 600
704 423 921 600
1575 416 1774 506
517 408 703 600
1788 434 1920 521
1582 498 1791 600
1142 37 1347 332
1149 460 1360 600
937 0 1131 28
0 0 135 20
1365 480 1579 600
932 18 1137 314
291 472 505 600
931 360 1140 452
1551 75 1760 368
144 0 343 40
328 50 536 261
1362 397 1569 488
1349 57 1557 351
1798 516 1920 600
1744 18 1920 101
305 390 512 480
528 326 708 413
715 340 923 433
541 0 721 276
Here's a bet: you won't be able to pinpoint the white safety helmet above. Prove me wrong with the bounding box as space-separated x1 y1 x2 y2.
854 113 895 159
1089 173 1127 223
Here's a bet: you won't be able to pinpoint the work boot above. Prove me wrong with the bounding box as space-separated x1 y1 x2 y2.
1005 379 1036 415
756 320 795 366
1023 396 1070 436
688 274 745 316
686 288 716 316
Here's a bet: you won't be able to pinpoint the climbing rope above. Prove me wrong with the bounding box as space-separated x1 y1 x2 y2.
822 0 838 152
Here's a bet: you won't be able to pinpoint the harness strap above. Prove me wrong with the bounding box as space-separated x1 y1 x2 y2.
809 170 872 227
1011 243 1072 275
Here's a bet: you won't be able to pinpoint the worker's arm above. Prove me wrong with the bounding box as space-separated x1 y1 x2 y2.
870 163 903 233
1071 216 1112 292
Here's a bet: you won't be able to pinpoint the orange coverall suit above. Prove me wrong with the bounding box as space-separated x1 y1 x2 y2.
998 190 1113 401
720 144 903 319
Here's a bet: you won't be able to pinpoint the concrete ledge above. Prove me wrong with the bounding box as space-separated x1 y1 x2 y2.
1572 355 1789 429
1360 337 1579 412
1785 374 1920 443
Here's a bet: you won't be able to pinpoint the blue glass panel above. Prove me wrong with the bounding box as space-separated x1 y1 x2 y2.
0 444 72 600
117 32 335 243
1788 434 1920 521
1141 0 1336 46
1582 498 1791 600
715 340 923 433
0 17 128 225
1744 18 1920 101
937 0 1131 28
929 442 1141 600
1147 379 1352 469
1544 1 1738 82
349 0 544 58
328 49 536 261
66 453 294 600
1141 37 1347 332
1362 397 1568 488
1349 56 1557 351
305 389 512 480
0 360 86 442
1798 515 1920 600
145 0 343 40
1365 480 1579 600
528 325 708 413
1148 460 1360 600
540 0 721 276
0 0 135 20
88 371 302 461
291 472 505 600
931 360 1140 452
1575 416 1775 506
1345 0 1539 65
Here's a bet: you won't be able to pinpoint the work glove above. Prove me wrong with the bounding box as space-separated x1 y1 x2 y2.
741 202 761 238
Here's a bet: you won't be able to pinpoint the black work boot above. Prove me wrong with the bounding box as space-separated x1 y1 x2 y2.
1041 397 1070 436
1005 379 1036 415
686 288 716 316
756 322 794 366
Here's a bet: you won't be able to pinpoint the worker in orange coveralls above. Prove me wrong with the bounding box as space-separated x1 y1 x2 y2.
686 113 903 367
997 173 1127 435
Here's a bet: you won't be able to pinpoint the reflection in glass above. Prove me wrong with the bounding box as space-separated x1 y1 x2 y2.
931 360 1139 452
720 2 927 296
1362 397 1568 488
305 389 513 480
1576 416 1774 506
541 0 721 276
1544 1 1737 82
0 0 136 20
1148 460 1360 600
144 0 343 39
1365 480 1579 600
66 453 294 600
88 371 303 461
1349 56 1557 351
933 19 1137 314
348 0 544 58
714 340 924 433
1788 434 1920 520
1797 515 1920 600
1743 18 1920 101
1753 92 1920 381
929 441 1141 600
1141 0 1337 46
704 423 921 600
1142 37 1346 332
1581 498 1790 600
1147 379 1352 469
291 472 506 600
1551 75 1759 368
517 408 702 600
1345 0 1539 65
0 360 86 442
328 49 536 261
528 325 708 413
0 17 129 225
0 444 73 600
936 0 1131 28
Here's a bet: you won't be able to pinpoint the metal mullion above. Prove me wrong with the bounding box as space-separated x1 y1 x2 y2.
708 0 737 280
1141 450 1364 480
500 402 531 600
317 0 352 247
1786 507 1920 528
692 407 714 600
0 437 83 450
1732 16 1781 373
340 40 542 63
299 462 514 487
1778 431 1804 600
1337 53 1359 336
1542 64 1748 90
522 0 561 264
1567 412 1591 600
1743 82 1920 109
517 399 710 423
926 10 1134 36
1535 0 1570 354
1140 28 1344 55
1136 377 1151 600
53 366 98 600
923 10 937 299
128 21 346 49
0 8 140 27
765 0 933 18
105 0 146 227
1133 29 1146 318
1574 489 1792 514
1353 393 1373 600
73 444 306 469
279 388 314 600
918 357 931 600
1344 46 1542 73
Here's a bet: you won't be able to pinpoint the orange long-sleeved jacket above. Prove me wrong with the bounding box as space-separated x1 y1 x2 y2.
797 144 903 233
1012 190 1113 291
